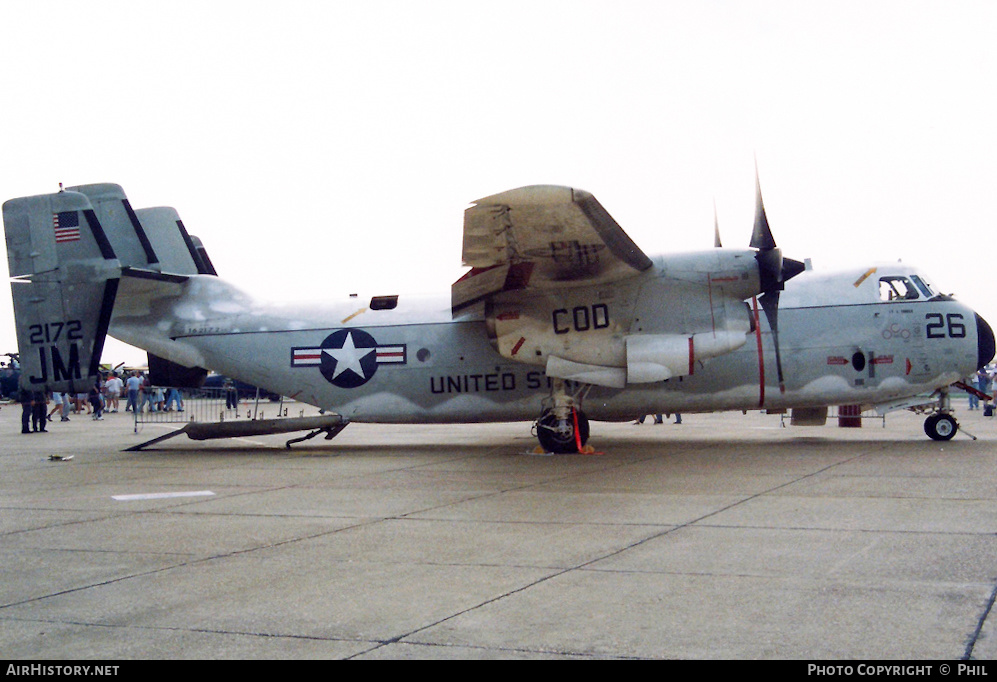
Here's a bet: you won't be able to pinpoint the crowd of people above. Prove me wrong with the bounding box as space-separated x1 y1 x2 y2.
966 367 996 412
17 370 184 434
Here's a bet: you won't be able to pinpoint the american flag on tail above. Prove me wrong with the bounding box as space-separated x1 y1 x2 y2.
52 211 81 243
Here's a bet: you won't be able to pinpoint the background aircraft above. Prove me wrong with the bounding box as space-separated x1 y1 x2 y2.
3 182 992 452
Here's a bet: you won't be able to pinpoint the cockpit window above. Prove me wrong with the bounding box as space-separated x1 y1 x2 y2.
879 276 919 302
909 275 934 298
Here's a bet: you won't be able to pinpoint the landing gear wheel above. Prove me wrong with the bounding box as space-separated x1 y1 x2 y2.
536 408 589 454
924 413 957 441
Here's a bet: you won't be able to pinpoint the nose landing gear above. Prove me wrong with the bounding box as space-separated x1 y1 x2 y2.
923 412 958 441
921 387 976 441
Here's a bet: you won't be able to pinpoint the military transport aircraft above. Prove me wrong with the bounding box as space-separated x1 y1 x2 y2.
3 181 993 452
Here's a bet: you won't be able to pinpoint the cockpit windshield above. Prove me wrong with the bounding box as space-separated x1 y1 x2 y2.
879 276 920 302
909 274 934 298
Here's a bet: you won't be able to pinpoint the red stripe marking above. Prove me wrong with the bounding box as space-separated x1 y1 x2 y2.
752 297 765 407
708 276 716 333
510 336 526 356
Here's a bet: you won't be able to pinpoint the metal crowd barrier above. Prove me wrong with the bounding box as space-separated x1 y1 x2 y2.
130 386 288 432
125 387 348 451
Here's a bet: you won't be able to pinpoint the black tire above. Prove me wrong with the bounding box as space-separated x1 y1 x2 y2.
537 408 589 454
924 413 957 441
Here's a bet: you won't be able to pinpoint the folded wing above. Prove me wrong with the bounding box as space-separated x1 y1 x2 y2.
453 185 652 310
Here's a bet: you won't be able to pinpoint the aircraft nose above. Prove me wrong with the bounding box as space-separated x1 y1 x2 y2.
977 312 995 370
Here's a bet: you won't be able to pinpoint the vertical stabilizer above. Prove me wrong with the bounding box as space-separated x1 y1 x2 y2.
68 183 160 271
133 207 202 275
3 189 121 393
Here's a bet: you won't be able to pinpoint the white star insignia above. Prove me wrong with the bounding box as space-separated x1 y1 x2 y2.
323 331 375 380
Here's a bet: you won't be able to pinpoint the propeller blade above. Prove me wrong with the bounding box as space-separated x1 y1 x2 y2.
713 201 722 248
751 171 805 293
750 166 797 396
750 173 776 251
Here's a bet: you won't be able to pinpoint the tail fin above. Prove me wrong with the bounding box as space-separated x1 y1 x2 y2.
67 184 214 277
3 183 214 393
4 188 121 393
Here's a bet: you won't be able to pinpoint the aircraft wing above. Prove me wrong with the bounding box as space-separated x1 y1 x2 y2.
453 186 653 310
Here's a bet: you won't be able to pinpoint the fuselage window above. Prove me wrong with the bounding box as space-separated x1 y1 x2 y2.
370 295 399 310
879 277 919 302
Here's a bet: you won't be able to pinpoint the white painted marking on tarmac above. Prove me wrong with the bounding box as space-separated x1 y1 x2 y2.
233 437 269 446
112 490 216 501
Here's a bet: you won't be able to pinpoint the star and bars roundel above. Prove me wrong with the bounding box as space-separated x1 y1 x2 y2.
291 329 406 388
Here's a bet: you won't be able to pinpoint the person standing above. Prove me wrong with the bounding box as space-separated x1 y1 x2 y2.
224 378 238 410
59 391 71 421
165 387 183 411
88 383 104 420
125 372 141 412
48 391 63 421
31 391 47 432
104 372 123 412
19 388 32 434
138 375 156 413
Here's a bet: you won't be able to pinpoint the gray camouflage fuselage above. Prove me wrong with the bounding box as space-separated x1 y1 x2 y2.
107 259 987 423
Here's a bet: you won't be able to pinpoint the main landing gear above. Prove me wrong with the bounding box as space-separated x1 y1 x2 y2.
533 379 591 454
535 407 590 454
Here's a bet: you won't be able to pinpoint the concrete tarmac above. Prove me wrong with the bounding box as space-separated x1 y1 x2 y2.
1 401 995 660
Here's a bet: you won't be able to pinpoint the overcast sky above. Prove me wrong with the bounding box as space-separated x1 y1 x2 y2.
1 1 995 366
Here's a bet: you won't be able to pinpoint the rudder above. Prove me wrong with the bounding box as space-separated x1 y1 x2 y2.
4 188 121 394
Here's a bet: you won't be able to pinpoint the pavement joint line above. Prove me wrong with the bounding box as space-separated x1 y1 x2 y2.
4 405 996 658
348 446 886 657
965 581 997 660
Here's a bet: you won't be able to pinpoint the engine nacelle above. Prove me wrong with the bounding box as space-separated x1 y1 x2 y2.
488 297 629 369
485 265 754 388
625 330 748 383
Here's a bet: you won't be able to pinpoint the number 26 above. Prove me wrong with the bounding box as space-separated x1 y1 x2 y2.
925 313 965 339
